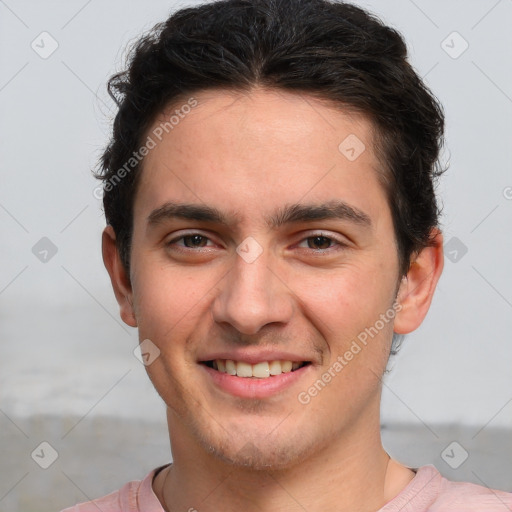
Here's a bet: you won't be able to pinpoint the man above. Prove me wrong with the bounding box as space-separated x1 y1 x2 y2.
62 0 512 510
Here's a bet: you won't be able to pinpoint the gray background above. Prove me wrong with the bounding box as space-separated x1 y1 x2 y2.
0 0 511 510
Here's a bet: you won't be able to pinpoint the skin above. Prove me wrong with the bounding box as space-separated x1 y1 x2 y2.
103 86 444 512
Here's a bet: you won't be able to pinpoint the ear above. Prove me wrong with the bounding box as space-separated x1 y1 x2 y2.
393 228 444 334
102 225 137 327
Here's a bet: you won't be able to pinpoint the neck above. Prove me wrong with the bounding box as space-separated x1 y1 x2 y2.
155 407 415 512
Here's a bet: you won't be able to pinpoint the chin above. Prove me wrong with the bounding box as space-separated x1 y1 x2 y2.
197 425 318 472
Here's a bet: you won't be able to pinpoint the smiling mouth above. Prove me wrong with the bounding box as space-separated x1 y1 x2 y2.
201 359 311 378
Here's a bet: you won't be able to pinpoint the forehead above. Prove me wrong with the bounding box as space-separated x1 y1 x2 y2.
150 87 374 158
134 87 389 231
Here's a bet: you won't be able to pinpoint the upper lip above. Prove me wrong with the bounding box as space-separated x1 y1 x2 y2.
198 349 314 365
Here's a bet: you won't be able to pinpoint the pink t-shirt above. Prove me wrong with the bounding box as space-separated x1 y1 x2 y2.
61 464 512 512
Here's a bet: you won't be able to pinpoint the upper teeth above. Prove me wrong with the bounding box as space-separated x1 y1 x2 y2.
213 359 304 378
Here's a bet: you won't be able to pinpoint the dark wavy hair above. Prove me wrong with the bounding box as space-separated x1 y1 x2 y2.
96 0 446 355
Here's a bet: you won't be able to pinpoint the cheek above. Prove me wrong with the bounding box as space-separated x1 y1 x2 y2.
130 257 219 352
131 264 205 399
131 261 183 338
293 261 394 335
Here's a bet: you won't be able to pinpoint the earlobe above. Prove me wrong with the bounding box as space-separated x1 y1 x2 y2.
101 225 138 327
393 228 444 335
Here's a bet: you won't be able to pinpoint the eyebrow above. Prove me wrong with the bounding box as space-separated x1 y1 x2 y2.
147 200 372 230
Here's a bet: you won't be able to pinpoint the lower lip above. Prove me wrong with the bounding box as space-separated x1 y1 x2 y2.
199 363 312 399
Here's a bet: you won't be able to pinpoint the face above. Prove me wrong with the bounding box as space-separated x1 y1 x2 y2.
116 87 410 469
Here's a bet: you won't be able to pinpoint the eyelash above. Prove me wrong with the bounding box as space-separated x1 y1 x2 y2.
166 232 348 253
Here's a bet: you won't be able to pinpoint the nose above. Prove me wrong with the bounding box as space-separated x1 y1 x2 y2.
211 247 294 336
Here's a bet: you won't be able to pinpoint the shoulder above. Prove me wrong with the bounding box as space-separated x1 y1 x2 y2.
385 464 512 512
59 467 166 512
433 469 512 511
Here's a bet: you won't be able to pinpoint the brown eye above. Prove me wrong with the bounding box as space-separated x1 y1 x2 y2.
181 234 209 248
167 232 215 250
306 236 334 250
296 232 349 254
